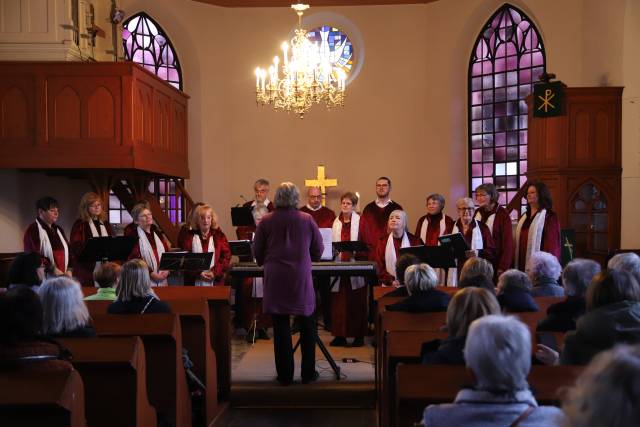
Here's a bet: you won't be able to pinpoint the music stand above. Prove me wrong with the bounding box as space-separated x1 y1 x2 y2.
400 245 457 286
231 206 255 227
78 236 138 264
158 252 213 271
438 233 470 260
229 240 253 259
332 241 369 254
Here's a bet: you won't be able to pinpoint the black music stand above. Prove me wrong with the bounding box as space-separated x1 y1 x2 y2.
438 233 470 259
229 240 253 259
231 206 255 227
400 245 457 286
159 252 213 271
78 236 138 264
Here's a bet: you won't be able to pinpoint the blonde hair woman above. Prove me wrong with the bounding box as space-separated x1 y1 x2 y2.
39 276 96 337
107 259 171 314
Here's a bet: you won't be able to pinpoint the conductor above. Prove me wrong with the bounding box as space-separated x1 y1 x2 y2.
253 182 324 385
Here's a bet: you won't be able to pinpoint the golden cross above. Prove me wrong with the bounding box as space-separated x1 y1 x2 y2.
537 89 556 112
305 165 338 206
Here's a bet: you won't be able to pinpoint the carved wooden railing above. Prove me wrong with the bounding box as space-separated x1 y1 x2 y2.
505 180 530 217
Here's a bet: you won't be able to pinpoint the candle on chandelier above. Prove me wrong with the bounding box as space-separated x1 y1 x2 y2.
260 69 267 92
255 67 260 90
273 56 279 81
281 42 289 67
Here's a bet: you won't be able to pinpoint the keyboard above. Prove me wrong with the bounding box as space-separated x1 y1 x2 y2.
229 261 377 278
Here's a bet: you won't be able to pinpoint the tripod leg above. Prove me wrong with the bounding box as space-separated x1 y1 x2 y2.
316 335 341 380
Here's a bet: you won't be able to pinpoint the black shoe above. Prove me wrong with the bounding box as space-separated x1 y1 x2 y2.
329 337 347 347
257 328 270 340
351 337 365 347
301 371 320 384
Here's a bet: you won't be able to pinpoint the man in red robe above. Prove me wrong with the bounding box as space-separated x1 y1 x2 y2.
236 178 274 240
361 177 402 258
23 196 72 278
300 186 336 330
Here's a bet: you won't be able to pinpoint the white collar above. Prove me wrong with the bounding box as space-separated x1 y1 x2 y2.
252 198 270 207
306 204 322 212
376 198 392 208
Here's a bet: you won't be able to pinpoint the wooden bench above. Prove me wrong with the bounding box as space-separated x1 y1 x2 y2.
0 368 86 427
395 364 582 427
57 337 156 427
91 313 192 427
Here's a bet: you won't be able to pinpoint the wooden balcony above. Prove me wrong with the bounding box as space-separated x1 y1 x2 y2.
0 61 189 178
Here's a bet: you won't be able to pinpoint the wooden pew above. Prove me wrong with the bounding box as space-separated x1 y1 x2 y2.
154 286 232 400
91 313 192 427
395 364 582 427
57 337 156 427
534 296 564 314
0 368 86 427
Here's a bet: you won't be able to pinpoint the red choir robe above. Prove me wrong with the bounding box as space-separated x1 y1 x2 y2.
375 232 423 286
414 212 455 246
361 200 403 259
23 218 70 274
452 219 496 267
299 205 336 228
516 209 561 271
178 227 231 285
127 224 170 273
331 217 368 338
235 200 274 240
69 219 114 286
176 223 192 248
123 222 137 237
474 205 514 276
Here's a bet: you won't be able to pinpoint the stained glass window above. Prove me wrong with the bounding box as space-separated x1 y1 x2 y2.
307 26 354 77
468 5 545 217
122 12 182 90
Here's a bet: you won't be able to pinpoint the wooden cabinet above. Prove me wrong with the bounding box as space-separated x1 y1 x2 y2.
527 87 622 263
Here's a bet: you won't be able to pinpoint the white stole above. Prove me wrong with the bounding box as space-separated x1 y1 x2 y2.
36 220 69 273
88 220 108 237
447 220 484 287
137 226 167 286
419 214 447 244
385 232 410 282
475 210 496 236
330 213 365 292
515 209 547 270
192 232 215 287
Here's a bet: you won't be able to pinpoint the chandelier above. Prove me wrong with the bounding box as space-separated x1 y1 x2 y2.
254 4 347 119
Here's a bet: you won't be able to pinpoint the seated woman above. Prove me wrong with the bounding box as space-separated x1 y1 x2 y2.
375 210 422 286
608 252 640 282
538 258 601 332
447 198 495 286
562 344 640 427
421 287 500 364
7 252 44 290
386 263 450 313
38 277 96 338
178 204 231 286
423 315 564 426
128 203 170 286
496 269 539 312
384 253 421 297
536 269 640 366
458 274 495 293
527 251 565 297
108 259 171 314
459 257 494 286
84 262 121 301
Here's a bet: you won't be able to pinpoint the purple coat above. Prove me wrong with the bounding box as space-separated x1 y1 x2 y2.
253 208 324 316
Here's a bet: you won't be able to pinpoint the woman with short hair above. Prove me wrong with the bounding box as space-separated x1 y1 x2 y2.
459 257 494 285
515 181 561 271
127 203 170 286
69 192 114 286
107 259 171 314
38 277 96 338
375 210 423 286
527 251 565 297
414 193 454 246
84 262 121 301
178 204 231 286
385 263 450 313
422 287 500 364
423 315 564 426
496 269 539 312
7 252 44 290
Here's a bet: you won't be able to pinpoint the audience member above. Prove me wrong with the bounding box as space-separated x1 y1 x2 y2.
108 259 171 314
422 315 565 426
385 263 450 313
7 252 44 290
527 251 564 297
536 270 640 365
458 274 495 292
39 277 95 338
84 262 121 301
562 344 640 427
496 269 539 312
459 257 494 284
384 253 421 297
421 287 500 364
608 252 640 282
538 258 600 332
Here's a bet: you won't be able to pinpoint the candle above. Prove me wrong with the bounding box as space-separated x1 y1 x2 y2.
281 42 289 66
255 67 260 90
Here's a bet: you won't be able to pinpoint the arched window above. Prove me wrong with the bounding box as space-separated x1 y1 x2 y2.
468 4 545 216
122 12 182 90
306 26 354 79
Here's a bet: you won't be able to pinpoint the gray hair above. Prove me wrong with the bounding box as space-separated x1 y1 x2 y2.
460 257 494 283
388 209 409 232
253 178 270 190
608 253 640 282
404 263 438 295
426 193 446 209
456 197 475 209
563 259 601 297
38 277 90 335
117 259 155 302
562 344 640 427
273 182 300 209
465 314 531 392
497 269 533 293
526 251 562 281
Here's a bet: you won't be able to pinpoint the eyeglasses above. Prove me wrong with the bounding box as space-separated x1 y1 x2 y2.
458 208 475 212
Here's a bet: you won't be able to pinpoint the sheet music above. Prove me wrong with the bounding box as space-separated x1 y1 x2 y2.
319 228 333 260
